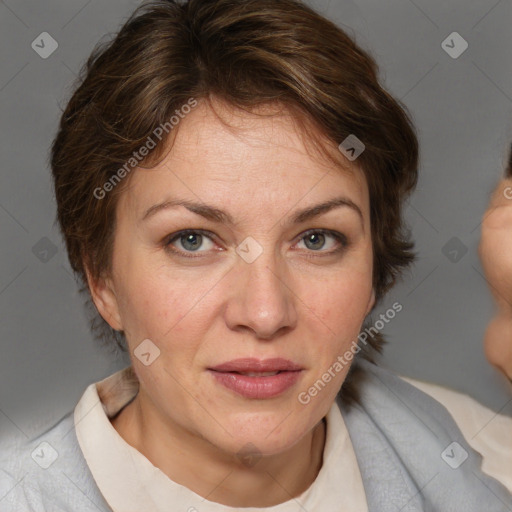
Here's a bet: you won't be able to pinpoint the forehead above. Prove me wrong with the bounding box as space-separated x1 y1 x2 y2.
120 99 369 219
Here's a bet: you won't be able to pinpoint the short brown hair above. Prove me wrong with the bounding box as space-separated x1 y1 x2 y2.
51 0 418 366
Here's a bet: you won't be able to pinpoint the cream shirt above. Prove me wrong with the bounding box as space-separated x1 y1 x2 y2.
74 367 512 512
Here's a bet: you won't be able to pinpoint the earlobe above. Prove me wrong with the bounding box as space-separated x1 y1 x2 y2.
85 268 123 331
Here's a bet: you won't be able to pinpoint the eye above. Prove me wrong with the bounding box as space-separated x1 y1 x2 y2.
165 229 217 257
295 229 347 254
164 228 348 259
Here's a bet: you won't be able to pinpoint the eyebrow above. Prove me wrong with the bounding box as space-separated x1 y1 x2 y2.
141 196 364 228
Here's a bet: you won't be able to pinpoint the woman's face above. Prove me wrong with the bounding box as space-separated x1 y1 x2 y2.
95 99 375 457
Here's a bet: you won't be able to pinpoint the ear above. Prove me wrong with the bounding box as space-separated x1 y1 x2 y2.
85 267 123 331
365 288 376 316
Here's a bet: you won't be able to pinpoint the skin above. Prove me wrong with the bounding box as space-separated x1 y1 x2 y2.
87 98 375 507
479 177 512 380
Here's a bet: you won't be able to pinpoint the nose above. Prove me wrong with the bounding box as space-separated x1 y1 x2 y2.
223 248 298 340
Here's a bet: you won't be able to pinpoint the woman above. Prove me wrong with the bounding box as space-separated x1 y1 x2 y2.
1 0 511 510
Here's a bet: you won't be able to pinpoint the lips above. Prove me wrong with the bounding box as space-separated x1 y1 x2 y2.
209 358 302 373
208 358 303 399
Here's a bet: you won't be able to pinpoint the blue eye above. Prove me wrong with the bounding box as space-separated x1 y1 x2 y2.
296 229 347 253
166 230 216 256
164 228 348 259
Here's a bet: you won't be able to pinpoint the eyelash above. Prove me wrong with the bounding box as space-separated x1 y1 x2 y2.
163 229 349 259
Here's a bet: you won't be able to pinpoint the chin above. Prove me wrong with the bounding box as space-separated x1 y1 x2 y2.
213 412 313 458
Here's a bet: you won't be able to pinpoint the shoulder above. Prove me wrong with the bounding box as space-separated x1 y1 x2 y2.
338 359 478 452
346 360 511 444
403 376 512 494
337 360 512 509
0 412 111 512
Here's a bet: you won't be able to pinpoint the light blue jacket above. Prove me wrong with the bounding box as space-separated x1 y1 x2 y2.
1 360 511 511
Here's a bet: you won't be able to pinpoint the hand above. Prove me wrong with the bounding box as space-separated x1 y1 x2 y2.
478 177 512 380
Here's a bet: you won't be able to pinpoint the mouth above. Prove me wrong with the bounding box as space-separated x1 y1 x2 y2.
208 358 303 399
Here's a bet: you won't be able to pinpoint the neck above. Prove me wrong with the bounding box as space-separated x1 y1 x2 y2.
111 390 326 507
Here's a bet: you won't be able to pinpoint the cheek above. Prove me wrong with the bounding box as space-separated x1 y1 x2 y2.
113 266 189 337
115 262 223 347
304 266 373 332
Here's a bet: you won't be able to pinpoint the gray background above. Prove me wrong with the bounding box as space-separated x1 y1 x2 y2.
1 0 511 439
